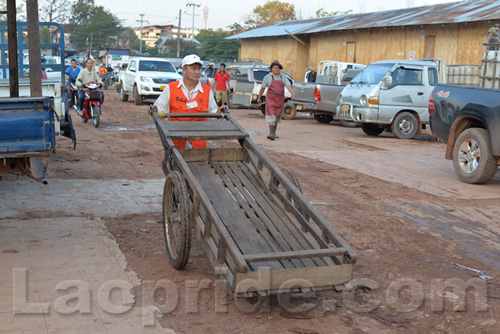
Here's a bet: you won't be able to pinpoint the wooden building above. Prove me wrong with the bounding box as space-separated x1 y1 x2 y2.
228 0 500 81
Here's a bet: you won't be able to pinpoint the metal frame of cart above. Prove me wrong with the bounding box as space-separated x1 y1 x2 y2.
153 111 356 296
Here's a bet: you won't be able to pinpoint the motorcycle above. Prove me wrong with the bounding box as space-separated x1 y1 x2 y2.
68 79 79 111
100 73 109 90
80 82 103 128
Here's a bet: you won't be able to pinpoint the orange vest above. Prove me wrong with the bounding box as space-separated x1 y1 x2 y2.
168 81 211 149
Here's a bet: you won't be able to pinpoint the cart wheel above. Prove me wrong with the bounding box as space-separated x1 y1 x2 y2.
279 168 302 211
162 170 191 269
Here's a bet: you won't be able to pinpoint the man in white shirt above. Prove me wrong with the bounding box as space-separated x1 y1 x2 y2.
149 54 225 149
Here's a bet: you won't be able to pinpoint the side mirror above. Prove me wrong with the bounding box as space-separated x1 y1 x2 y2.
384 76 392 88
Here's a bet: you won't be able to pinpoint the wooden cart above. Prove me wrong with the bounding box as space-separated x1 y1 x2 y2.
152 111 356 296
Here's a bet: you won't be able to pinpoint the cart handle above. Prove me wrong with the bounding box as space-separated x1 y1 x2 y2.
160 113 227 118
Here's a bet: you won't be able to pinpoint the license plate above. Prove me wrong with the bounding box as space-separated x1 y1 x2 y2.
296 104 303 111
160 85 166 91
341 104 350 112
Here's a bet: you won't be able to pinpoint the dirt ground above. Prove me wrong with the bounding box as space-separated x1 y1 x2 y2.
46 88 500 334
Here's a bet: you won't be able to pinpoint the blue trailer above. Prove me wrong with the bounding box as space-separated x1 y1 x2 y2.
0 19 75 182
0 97 56 182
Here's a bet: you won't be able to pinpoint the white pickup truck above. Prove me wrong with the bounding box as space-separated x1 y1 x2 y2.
118 57 181 105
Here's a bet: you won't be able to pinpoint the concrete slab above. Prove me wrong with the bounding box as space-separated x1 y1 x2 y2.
0 179 163 219
0 217 174 334
295 137 500 199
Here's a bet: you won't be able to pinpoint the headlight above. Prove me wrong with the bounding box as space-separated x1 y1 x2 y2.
339 94 343 104
360 95 368 106
140 76 153 83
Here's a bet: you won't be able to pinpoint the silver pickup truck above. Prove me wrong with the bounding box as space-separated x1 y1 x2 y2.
286 64 364 125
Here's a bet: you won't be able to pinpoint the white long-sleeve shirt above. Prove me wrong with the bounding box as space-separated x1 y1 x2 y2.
154 78 218 115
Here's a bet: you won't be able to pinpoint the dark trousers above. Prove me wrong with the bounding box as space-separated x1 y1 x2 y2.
78 90 86 111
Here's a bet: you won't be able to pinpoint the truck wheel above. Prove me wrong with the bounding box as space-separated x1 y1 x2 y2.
134 85 143 105
314 113 333 124
120 85 128 102
361 123 385 136
339 119 359 128
281 104 297 120
453 128 498 184
227 93 237 109
391 112 418 139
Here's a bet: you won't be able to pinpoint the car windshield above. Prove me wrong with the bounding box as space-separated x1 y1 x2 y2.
138 60 176 73
252 70 269 82
351 63 394 84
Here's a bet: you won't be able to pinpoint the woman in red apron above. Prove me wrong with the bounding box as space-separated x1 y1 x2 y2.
257 60 296 140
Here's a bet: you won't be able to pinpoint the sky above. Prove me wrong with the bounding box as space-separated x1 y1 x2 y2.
94 0 460 31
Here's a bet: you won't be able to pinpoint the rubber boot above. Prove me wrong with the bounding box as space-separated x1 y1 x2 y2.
274 124 279 139
267 125 276 140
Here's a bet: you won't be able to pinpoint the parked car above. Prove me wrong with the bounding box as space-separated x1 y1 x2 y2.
337 59 444 139
429 84 500 184
287 61 365 123
118 57 181 105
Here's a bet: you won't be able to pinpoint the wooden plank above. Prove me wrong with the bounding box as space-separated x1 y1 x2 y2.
236 162 329 267
213 162 298 269
243 248 348 263
161 120 242 132
180 148 246 162
188 162 284 271
242 138 357 263
224 161 324 268
234 264 352 294
165 130 247 139
168 146 249 273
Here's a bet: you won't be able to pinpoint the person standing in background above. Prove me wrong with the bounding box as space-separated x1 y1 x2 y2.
257 60 295 140
213 63 230 107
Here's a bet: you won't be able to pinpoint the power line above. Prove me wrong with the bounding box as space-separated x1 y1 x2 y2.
185 3 200 38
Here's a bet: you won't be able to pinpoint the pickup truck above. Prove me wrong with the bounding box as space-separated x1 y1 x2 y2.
228 66 293 113
337 59 443 139
119 57 181 105
429 84 499 184
285 61 365 123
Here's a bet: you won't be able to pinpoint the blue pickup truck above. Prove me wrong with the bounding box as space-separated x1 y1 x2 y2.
0 21 74 183
0 97 56 182
429 84 500 184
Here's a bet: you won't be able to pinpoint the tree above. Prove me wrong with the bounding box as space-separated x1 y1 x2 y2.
0 0 26 21
39 0 72 24
315 8 352 18
196 29 240 60
69 5 122 51
155 38 200 57
244 0 296 28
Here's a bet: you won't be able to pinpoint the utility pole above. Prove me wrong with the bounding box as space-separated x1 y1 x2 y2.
186 3 200 39
137 13 147 54
177 9 181 57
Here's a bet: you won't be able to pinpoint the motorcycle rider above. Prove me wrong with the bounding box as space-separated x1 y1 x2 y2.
75 58 102 118
65 59 81 96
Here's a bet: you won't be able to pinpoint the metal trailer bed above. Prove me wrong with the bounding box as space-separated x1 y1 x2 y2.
152 111 356 296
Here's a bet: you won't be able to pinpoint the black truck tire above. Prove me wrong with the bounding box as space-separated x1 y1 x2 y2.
453 128 498 184
120 85 128 102
391 112 418 139
361 123 385 136
134 85 143 105
314 113 333 124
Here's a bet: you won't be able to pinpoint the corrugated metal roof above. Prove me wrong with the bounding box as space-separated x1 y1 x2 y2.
227 0 500 40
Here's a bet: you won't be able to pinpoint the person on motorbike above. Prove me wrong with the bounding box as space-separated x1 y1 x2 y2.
75 58 102 118
65 59 81 96
99 64 109 88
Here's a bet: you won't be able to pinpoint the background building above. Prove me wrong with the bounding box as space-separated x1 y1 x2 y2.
228 0 500 81
134 25 200 48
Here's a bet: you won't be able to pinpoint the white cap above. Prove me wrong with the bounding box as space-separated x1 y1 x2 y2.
182 54 203 67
